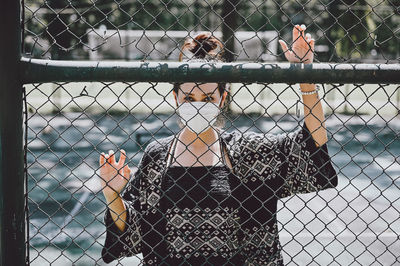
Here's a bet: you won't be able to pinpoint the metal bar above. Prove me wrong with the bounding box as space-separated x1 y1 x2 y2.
21 57 400 84
0 0 25 265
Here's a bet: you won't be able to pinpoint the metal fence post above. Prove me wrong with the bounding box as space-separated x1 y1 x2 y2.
0 0 24 265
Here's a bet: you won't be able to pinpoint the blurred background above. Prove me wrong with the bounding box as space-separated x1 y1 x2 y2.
24 0 400 62
23 0 400 265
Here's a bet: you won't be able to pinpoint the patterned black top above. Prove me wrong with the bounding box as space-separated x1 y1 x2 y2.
159 132 244 265
101 121 338 265
162 166 244 265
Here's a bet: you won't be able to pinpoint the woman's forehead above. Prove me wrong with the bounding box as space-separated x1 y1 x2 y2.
179 82 219 94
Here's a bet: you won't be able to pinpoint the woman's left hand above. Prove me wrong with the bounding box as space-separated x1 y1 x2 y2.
279 24 315 64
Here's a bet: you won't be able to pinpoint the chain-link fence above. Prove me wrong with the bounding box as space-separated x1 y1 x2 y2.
16 0 400 265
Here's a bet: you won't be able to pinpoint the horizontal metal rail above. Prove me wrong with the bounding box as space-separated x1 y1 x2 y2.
20 57 400 84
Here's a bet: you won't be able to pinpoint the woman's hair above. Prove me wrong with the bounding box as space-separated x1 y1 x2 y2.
174 32 231 129
178 32 224 61
174 32 227 96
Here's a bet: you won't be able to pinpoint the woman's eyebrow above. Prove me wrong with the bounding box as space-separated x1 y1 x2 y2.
182 92 215 97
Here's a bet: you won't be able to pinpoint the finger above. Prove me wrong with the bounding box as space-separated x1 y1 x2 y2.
108 150 115 164
292 25 301 42
279 40 292 61
118 149 127 168
99 152 105 166
300 24 306 38
279 40 289 52
306 33 311 41
123 165 131 181
309 39 315 51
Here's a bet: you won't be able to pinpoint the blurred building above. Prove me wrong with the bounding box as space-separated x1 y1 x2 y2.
87 29 279 61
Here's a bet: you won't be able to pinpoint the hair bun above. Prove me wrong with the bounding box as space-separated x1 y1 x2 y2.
179 32 224 61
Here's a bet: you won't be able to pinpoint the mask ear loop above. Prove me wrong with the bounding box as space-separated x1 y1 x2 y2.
214 94 224 137
176 95 180 109
218 93 224 108
214 94 225 166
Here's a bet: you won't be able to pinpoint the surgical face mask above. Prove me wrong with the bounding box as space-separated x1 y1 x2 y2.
177 97 223 134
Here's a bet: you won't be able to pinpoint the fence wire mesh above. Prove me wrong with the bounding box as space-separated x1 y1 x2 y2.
24 81 400 265
22 0 400 265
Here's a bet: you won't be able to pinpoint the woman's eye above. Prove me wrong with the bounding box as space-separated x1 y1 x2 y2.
184 97 194 101
204 97 213 102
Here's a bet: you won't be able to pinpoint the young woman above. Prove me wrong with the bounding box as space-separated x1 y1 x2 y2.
99 25 338 265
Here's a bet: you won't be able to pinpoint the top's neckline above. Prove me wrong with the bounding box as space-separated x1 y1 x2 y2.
166 129 228 168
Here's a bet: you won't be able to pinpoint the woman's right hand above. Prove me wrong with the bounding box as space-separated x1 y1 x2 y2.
279 24 315 64
99 150 131 199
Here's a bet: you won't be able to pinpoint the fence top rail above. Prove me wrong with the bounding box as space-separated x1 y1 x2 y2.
20 57 400 84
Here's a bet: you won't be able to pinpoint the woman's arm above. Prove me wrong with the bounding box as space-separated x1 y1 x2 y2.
99 150 131 232
99 149 144 263
279 24 328 147
104 192 128 232
301 83 327 147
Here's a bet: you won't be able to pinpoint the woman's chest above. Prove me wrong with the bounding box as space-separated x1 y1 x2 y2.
138 136 247 212
160 166 242 257
161 166 240 210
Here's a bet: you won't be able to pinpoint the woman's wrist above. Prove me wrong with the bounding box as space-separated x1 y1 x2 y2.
299 84 320 96
103 189 121 203
300 83 316 91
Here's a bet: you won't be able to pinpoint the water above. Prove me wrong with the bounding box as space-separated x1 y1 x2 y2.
26 112 400 265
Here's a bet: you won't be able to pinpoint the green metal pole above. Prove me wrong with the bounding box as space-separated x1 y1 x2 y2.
0 0 25 265
20 58 400 84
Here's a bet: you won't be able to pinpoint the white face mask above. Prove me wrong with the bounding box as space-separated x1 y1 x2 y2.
177 97 223 134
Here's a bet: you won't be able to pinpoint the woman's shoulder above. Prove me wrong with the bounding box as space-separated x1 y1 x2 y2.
143 135 174 156
221 128 283 146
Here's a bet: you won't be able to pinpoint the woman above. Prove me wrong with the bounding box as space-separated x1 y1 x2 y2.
99 25 338 265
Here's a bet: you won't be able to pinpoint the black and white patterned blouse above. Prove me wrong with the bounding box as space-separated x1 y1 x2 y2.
160 132 244 265
101 121 338 265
